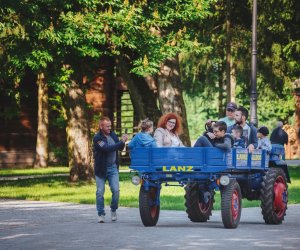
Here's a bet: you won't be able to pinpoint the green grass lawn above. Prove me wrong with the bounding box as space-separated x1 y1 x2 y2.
0 166 299 210
0 167 69 176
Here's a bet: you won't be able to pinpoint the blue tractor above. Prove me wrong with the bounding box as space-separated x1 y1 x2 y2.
129 145 289 228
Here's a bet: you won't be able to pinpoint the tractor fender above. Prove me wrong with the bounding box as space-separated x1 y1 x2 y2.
269 162 291 183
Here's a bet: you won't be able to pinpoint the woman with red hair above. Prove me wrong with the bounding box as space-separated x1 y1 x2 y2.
153 113 185 147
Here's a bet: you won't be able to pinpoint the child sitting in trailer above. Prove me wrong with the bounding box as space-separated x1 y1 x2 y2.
257 126 272 153
128 118 157 149
232 125 246 148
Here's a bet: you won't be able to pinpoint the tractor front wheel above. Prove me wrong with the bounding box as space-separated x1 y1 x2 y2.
184 182 214 222
221 179 242 229
139 186 160 226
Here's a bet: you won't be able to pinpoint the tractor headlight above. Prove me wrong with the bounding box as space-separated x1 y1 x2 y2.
131 175 141 185
220 175 230 186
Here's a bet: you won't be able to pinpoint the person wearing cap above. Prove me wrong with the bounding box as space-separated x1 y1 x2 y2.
227 106 258 153
206 102 237 132
219 102 238 127
257 126 272 153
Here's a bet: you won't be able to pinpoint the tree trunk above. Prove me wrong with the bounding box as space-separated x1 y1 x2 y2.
101 57 115 122
230 63 237 102
156 56 191 146
293 80 300 158
86 56 116 131
132 75 162 123
34 73 48 168
64 79 93 181
218 68 225 118
225 0 231 104
115 56 146 119
115 56 161 123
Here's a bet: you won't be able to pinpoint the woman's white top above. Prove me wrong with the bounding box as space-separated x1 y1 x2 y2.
153 128 184 147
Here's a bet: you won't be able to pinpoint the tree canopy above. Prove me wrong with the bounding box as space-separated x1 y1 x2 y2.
1 0 299 168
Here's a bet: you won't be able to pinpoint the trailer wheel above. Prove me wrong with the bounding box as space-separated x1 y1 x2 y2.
139 186 160 226
184 182 214 222
260 168 288 224
221 179 242 229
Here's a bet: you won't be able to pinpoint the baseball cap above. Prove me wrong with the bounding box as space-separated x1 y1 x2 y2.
226 102 237 111
258 126 269 136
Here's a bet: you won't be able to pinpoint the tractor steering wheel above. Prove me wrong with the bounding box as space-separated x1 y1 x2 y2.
205 120 218 132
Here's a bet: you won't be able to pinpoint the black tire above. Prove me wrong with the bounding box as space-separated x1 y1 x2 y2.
260 168 288 224
221 179 242 229
139 185 160 227
184 182 214 222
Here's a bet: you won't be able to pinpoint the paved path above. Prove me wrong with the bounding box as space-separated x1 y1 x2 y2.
0 200 299 250
285 160 300 166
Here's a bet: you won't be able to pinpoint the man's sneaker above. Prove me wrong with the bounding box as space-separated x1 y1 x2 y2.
98 215 105 223
111 211 117 222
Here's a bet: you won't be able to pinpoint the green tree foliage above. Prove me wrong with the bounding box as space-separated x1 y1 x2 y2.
0 6 25 120
180 0 298 134
1 0 214 176
255 0 299 124
1 0 298 147
47 0 213 77
1 0 214 119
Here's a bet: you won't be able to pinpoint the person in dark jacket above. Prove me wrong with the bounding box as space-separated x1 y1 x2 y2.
270 121 288 146
194 121 233 150
93 116 128 223
227 106 258 153
270 121 289 159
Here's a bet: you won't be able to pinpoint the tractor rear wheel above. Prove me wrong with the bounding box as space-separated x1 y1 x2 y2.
260 168 288 224
184 182 214 222
221 179 242 228
139 186 160 226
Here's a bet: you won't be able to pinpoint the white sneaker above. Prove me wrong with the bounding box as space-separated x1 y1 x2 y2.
111 211 117 222
98 215 105 223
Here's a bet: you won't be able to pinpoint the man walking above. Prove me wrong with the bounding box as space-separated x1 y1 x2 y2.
227 106 258 153
270 121 288 159
93 116 128 223
270 121 288 146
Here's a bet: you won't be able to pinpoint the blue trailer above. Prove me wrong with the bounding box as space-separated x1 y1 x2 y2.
129 145 289 228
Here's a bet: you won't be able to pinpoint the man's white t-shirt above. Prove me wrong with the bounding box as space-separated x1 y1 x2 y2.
219 116 236 127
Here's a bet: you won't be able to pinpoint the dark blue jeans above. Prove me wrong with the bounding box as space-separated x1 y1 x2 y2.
194 136 213 147
95 167 119 216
